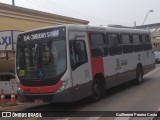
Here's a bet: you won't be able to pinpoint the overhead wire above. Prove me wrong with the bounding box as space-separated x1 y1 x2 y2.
40 0 111 23
0 0 111 25
25 0 91 23
17 0 70 26
25 0 83 22
24 0 109 25
41 0 111 24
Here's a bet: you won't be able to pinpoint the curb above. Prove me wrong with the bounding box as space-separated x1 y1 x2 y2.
0 101 27 108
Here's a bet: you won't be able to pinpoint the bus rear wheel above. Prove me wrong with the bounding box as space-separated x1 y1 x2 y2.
135 66 143 84
91 79 102 102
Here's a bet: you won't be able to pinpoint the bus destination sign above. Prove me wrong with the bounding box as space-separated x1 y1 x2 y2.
22 27 66 42
23 30 59 41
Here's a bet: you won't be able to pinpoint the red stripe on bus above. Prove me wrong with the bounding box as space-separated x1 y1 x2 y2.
91 58 104 77
86 32 104 79
19 80 62 93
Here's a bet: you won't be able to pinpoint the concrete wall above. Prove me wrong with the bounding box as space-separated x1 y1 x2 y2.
0 3 89 31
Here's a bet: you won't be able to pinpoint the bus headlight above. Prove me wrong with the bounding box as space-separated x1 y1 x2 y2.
17 87 23 93
57 80 68 92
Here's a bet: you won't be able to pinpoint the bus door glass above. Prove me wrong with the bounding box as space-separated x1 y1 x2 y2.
69 31 92 99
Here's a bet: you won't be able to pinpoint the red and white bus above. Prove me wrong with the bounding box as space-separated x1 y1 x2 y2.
16 25 155 102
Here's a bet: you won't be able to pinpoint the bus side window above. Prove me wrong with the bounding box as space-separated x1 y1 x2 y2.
121 34 133 54
107 33 122 56
69 40 88 70
132 34 142 52
89 32 107 57
142 34 152 51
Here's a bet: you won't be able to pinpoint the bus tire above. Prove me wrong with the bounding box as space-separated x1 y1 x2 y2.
91 79 102 102
135 66 143 84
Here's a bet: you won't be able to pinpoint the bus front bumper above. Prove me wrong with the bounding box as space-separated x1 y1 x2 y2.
17 88 74 103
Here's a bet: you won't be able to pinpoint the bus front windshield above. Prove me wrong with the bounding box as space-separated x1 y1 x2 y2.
16 39 66 79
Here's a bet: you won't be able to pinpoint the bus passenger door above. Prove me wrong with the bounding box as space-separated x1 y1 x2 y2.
69 31 92 101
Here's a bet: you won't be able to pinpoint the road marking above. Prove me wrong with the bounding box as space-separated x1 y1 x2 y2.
25 118 39 120
62 117 100 120
54 118 71 120
0 103 35 110
87 117 101 120
114 117 130 120
144 66 160 78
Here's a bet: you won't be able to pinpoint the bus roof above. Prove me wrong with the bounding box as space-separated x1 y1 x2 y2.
19 24 150 35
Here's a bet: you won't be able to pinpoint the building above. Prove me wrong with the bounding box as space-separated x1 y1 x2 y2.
0 3 89 31
137 23 160 51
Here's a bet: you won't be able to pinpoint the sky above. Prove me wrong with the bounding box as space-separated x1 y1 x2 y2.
0 0 159 27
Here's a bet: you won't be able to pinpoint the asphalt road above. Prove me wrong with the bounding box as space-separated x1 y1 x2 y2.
1 64 160 120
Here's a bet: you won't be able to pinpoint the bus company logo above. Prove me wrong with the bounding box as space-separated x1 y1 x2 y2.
116 58 121 70
2 112 11 117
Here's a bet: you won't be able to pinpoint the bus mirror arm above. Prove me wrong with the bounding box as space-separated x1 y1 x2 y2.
5 44 9 60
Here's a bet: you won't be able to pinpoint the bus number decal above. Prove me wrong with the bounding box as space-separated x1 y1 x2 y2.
85 69 90 78
19 70 25 76
116 58 121 70
121 59 128 66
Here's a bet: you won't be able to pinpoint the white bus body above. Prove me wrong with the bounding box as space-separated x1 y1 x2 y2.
16 25 155 102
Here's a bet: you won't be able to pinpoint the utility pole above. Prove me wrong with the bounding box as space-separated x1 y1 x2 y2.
12 0 15 6
134 21 136 29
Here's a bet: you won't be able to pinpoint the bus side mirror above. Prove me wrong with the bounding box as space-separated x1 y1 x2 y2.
69 41 76 67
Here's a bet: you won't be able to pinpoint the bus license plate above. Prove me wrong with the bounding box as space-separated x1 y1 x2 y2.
34 99 44 103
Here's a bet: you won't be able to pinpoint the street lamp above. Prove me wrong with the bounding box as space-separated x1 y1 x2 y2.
142 10 154 25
